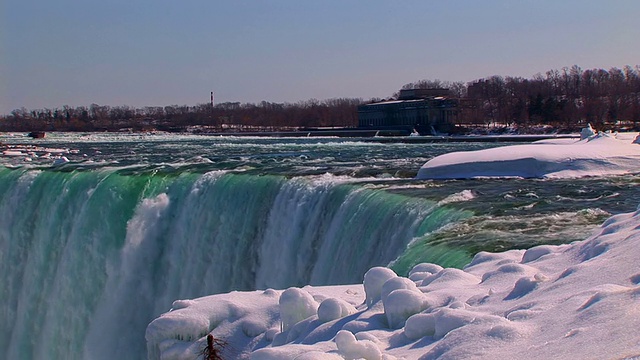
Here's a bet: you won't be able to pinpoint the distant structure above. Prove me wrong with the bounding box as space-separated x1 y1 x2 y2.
466 80 485 99
357 88 458 135
28 131 45 138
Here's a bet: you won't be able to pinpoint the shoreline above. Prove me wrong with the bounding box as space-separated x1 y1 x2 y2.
3 130 581 143
200 132 580 143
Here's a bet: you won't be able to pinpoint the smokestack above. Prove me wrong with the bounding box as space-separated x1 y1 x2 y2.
211 91 215 107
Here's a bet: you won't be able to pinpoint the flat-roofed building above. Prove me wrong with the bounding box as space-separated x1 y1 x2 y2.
357 89 458 135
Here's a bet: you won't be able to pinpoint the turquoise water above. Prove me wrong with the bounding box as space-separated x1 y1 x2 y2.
1 133 638 359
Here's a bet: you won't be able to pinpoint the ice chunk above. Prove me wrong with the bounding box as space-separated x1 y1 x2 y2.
580 124 596 140
384 289 428 329
317 298 357 323
433 308 478 339
380 277 419 305
279 287 318 331
409 263 443 277
404 313 436 339
335 330 382 360
53 156 70 166
363 267 397 307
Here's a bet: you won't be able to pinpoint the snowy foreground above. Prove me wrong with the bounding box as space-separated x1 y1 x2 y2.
146 206 640 359
146 130 640 359
416 130 640 179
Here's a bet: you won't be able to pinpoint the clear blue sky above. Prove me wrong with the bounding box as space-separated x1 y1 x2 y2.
2 0 639 114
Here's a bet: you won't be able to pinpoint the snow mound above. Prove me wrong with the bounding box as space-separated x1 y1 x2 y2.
416 131 640 179
335 330 382 360
279 287 318 331
146 206 640 359
318 298 357 323
363 267 397 308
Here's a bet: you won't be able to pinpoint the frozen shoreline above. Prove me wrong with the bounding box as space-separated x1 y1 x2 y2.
416 131 640 179
145 130 640 359
146 205 640 359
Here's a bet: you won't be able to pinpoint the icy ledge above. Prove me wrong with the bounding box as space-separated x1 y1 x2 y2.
416 131 640 179
146 205 640 359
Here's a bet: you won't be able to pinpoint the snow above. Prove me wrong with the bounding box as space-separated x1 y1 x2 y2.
2 150 26 156
146 204 640 359
317 298 357 324
416 131 640 179
335 330 383 360
279 288 319 332
364 267 397 308
52 156 69 166
145 127 640 359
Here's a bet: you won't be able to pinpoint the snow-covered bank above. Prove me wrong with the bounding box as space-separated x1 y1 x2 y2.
146 204 640 359
416 131 640 179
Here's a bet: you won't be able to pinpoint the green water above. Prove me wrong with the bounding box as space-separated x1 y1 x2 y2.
0 133 638 360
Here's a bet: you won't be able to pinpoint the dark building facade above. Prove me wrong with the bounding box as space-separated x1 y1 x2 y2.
357 89 458 135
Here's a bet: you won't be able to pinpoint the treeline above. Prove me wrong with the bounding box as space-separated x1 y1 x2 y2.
460 65 640 130
0 98 363 132
2 65 639 132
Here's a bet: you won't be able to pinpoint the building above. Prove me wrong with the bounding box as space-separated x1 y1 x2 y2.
357 89 458 135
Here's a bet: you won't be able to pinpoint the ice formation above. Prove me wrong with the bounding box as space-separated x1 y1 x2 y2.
146 205 640 359
144 128 640 359
416 131 640 179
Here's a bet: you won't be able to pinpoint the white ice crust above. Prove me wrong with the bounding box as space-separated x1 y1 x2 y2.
146 204 640 359
416 131 640 179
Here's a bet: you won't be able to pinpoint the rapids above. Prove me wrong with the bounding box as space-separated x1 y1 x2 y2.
1 133 638 359
0 168 466 359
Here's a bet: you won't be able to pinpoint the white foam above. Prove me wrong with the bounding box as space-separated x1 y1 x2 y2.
438 189 476 205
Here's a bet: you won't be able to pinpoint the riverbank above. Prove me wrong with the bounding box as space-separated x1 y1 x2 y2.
191 128 580 143
4 129 581 144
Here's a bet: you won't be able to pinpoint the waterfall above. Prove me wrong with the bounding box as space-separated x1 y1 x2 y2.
0 168 467 359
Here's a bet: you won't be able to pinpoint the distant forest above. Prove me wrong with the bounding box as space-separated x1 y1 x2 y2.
2 65 639 133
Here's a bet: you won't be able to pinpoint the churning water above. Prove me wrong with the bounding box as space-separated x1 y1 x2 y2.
1 133 638 359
